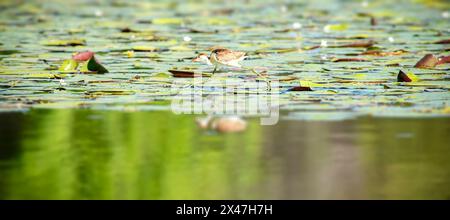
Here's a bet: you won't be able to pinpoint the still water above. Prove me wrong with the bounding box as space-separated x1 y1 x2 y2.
0 109 449 199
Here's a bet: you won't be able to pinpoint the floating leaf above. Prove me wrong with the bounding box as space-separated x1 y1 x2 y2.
433 39 450 44
132 45 157 52
67 28 85 34
299 80 322 87
42 39 86 46
332 58 368 62
168 69 208 78
169 45 191 51
437 56 450 65
332 40 375 48
26 73 66 79
397 70 419 82
81 56 108 74
289 86 313 91
58 59 78 71
206 17 234 25
153 72 171 78
414 54 438 68
324 23 349 32
152 18 183 25
362 49 407 56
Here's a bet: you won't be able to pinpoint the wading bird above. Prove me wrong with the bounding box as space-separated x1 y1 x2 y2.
193 48 247 74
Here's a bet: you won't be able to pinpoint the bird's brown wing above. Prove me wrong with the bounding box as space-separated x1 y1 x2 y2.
215 50 246 62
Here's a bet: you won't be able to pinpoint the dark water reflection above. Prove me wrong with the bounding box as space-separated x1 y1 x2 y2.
0 109 449 199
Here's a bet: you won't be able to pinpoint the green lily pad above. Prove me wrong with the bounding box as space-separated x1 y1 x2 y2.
42 39 86 46
398 70 419 82
152 18 183 25
324 23 349 32
80 56 108 74
58 59 78 71
132 46 158 52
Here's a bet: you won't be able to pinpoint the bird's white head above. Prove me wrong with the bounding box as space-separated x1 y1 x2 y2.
192 53 211 65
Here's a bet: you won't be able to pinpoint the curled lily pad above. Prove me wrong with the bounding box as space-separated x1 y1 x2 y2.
58 59 78 71
81 56 108 74
398 70 419 82
414 54 438 68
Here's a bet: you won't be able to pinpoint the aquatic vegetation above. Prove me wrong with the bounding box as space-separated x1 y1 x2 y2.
397 70 419 82
0 0 449 200
0 0 449 120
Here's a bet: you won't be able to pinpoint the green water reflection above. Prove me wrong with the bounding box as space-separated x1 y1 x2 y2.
0 109 449 199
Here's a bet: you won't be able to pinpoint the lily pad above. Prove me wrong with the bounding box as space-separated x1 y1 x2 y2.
80 56 108 74
58 59 78 71
168 70 209 78
42 39 86 46
132 46 158 52
152 18 183 25
398 70 419 82
414 54 439 68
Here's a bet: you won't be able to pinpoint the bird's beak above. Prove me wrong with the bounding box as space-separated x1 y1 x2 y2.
192 57 201 62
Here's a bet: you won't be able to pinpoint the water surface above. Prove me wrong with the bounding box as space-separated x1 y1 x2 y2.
0 109 449 199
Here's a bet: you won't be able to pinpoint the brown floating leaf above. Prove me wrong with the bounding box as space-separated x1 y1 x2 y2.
361 49 407 56
332 58 368 62
332 40 375 48
168 70 208 78
414 54 438 68
437 55 450 65
433 39 450 44
289 86 313 91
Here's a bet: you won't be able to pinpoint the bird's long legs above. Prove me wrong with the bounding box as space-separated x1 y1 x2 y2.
250 68 271 91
